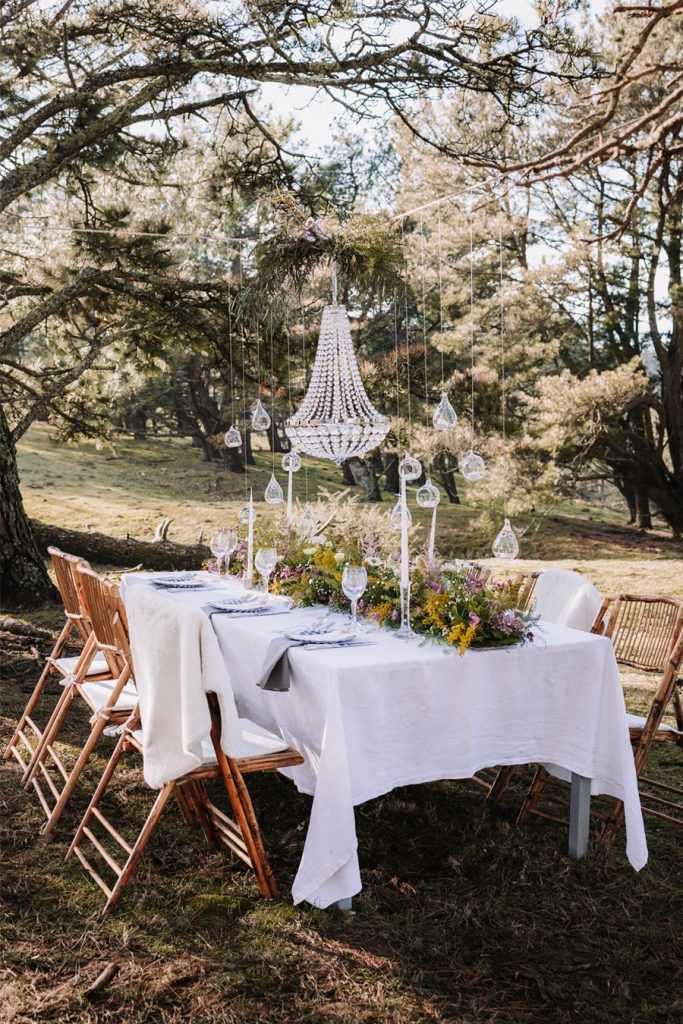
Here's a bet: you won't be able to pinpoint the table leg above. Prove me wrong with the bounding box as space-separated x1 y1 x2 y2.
569 772 591 859
336 897 353 912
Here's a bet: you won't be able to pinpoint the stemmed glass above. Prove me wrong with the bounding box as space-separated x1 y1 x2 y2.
222 528 238 576
342 565 368 629
255 547 277 593
210 529 229 577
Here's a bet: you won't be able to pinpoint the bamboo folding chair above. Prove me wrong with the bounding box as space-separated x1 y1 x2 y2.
517 595 683 842
513 571 540 613
3 548 112 793
22 567 138 837
67 598 304 915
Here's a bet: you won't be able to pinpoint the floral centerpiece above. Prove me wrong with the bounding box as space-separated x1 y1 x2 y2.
209 497 534 655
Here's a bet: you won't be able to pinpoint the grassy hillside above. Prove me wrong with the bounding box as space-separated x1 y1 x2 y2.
17 425 682 594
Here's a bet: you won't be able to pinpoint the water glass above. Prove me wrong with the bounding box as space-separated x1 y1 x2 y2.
255 547 277 593
342 565 368 627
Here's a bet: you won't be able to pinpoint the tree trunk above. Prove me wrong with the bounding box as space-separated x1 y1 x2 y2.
384 452 399 494
31 519 210 570
243 428 255 467
635 487 652 530
435 452 460 504
347 456 382 502
341 460 356 486
0 403 58 608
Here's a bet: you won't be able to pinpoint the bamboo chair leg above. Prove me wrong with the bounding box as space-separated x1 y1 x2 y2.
486 765 517 803
22 685 75 786
173 782 199 827
207 698 278 899
599 798 625 849
517 766 549 825
67 733 128 859
103 783 175 916
229 759 280 899
3 621 73 760
180 780 219 849
41 713 110 837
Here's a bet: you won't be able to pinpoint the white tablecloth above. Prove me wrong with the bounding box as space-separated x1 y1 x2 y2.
121 573 648 907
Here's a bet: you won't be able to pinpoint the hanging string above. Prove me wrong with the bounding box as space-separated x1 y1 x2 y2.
301 297 309 504
499 218 507 515
239 240 248 500
469 215 476 449
393 287 400 424
270 305 276 472
227 268 234 425
437 202 445 390
420 213 430 473
401 223 412 443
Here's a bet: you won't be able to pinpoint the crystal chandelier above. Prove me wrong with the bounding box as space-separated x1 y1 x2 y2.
285 267 389 464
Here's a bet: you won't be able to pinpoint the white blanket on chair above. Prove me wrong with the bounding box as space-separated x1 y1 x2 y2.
126 585 246 788
532 569 602 632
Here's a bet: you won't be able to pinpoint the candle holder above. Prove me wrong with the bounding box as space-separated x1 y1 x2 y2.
395 581 416 639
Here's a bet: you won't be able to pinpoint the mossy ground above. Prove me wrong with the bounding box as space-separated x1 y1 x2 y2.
1 425 681 1023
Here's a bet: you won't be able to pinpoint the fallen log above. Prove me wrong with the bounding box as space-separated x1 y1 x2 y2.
30 519 210 570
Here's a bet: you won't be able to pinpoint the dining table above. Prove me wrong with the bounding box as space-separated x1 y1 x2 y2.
121 571 648 910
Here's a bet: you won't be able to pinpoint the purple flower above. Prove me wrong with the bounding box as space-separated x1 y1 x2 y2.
469 611 481 627
391 608 399 621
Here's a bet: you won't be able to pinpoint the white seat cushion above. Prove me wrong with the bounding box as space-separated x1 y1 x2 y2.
55 652 110 677
81 677 138 712
131 717 288 765
626 712 682 736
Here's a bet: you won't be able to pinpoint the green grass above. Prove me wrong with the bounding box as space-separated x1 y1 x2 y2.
2 423 682 1023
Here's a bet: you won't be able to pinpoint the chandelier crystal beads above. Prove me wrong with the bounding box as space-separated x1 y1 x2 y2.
285 302 390 464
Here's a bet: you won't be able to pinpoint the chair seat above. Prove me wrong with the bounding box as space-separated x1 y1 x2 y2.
626 712 682 737
79 677 138 713
54 652 110 677
130 717 290 765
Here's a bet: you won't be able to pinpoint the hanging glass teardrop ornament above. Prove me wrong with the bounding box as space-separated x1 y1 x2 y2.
432 393 457 431
390 498 412 531
398 454 422 481
298 505 318 538
282 450 302 473
264 473 284 505
416 479 441 509
492 517 519 560
459 450 487 481
224 425 242 448
238 503 251 526
251 399 271 431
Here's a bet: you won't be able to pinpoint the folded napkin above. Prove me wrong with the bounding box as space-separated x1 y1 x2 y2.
256 634 305 692
202 603 291 623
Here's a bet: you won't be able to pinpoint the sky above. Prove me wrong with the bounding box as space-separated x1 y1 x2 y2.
260 0 609 158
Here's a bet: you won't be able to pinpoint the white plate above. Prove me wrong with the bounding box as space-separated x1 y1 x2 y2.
152 572 198 584
286 627 355 645
210 595 265 610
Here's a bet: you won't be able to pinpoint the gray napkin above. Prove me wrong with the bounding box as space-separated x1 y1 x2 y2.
256 634 304 692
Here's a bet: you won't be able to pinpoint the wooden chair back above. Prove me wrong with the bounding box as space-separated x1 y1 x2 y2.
513 571 540 613
75 567 128 677
48 547 91 641
592 595 683 672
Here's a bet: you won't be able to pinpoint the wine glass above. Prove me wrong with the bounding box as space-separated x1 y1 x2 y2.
223 528 238 575
255 547 277 593
210 529 229 576
342 565 368 629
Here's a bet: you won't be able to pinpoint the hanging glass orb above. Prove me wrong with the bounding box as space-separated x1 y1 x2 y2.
264 473 284 505
459 450 487 481
298 505 318 538
282 451 302 473
251 399 271 431
398 454 422 481
238 504 251 525
390 498 412 531
416 479 441 509
432 393 457 431
224 425 242 448
492 517 519 559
